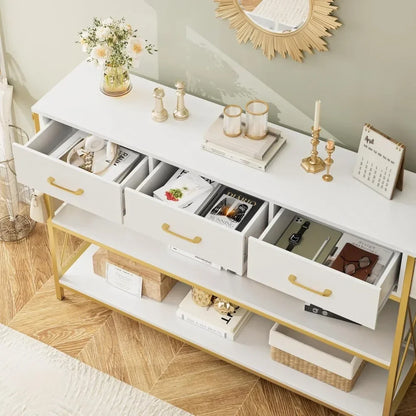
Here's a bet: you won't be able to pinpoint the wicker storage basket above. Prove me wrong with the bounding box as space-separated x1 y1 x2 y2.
269 323 365 392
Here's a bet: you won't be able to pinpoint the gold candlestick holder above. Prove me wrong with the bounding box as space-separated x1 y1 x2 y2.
322 142 335 182
301 127 326 173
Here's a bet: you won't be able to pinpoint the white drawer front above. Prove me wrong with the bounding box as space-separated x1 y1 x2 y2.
13 121 148 224
248 237 400 329
124 188 266 275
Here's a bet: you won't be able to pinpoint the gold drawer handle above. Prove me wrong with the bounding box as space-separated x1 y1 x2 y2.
161 223 202 244
47 177 84 196
288 274 332 297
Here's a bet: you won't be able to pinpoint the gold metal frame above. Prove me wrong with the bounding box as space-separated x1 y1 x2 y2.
214 0 342 62
34 101 416 415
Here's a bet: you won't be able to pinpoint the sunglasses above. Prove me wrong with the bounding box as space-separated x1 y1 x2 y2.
340 255 371 275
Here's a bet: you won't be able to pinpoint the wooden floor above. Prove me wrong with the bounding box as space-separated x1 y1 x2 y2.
1 223 415 415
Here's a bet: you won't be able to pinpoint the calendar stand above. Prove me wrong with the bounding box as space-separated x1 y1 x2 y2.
353 124 405 199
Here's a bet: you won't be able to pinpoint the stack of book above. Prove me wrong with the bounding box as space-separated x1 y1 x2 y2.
153 168 219 213
176 289 251 340
202 114 286 171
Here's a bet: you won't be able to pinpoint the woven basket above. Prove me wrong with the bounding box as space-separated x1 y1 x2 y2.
271 346 366 392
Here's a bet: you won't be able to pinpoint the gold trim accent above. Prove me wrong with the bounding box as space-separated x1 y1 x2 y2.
391 361 416 415
161 223 202 244
245 99 269 116
45 195 65 300
59 282 353 416
48 220 390 369
389 294 401 303
32 113 41 133
224 131 242 138
47 177 84 195
214 0 342 62
61 240 91 276
393 310 415 392
288 274 332 297
383 255 415 416
224 104 242 117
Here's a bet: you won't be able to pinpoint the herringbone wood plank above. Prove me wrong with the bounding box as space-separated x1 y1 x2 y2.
77 311 183 392
150 343 258 416
1 224 415 415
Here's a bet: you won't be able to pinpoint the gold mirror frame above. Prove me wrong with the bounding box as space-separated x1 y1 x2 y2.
214 0 342 62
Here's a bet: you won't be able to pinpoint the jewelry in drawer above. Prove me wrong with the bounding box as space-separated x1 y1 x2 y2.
12 120 149 224
247 208 401 329
124 161 268 275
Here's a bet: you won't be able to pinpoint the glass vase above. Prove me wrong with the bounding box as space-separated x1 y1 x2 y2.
100 64 132 97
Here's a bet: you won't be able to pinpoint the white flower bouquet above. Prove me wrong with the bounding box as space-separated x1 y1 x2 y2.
78 17 156 96
78 17 156 69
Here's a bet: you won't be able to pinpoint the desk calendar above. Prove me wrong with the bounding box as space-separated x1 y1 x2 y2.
353 124 405 199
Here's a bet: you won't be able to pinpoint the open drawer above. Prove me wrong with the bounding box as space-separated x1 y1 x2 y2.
13 120 149 224
247 209 401 329
124 162 268 275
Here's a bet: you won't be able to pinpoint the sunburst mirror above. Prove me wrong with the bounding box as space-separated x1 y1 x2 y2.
214 0 342 62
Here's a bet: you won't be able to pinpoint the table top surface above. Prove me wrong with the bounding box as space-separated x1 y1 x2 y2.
32 61 416 256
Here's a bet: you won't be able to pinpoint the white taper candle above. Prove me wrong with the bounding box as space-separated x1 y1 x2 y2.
313 99 321 130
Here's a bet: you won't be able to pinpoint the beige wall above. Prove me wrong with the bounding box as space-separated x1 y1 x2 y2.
1 0 415 172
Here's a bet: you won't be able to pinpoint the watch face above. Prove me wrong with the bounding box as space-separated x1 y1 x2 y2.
289 233 302 245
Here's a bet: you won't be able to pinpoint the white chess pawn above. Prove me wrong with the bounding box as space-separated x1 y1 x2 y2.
173 81 189 120
152 87 168 122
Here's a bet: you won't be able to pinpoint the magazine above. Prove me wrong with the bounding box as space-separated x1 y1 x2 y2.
154 169 216 211
96 146 142 183
198 185 264 232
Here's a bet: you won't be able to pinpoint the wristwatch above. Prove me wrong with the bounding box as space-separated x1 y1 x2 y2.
286 221 310 251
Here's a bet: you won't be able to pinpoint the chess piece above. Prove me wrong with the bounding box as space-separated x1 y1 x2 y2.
173 81 189 120
152 87 168 122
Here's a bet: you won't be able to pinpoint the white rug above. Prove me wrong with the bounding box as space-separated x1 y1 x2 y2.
0 324 192 416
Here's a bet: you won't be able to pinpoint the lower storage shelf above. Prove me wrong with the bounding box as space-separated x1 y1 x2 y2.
52 203 400 368
58 245 414 416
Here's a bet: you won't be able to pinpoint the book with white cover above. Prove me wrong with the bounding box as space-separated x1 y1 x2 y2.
153 172 214 208
324 232 394 285
202 136 286 171
98 146 142 183
176 289 251 340
154 168 219 213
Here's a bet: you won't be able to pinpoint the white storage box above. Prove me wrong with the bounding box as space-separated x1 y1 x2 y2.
269 323 365 391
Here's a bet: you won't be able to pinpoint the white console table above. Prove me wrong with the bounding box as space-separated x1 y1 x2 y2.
13 62 416 416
